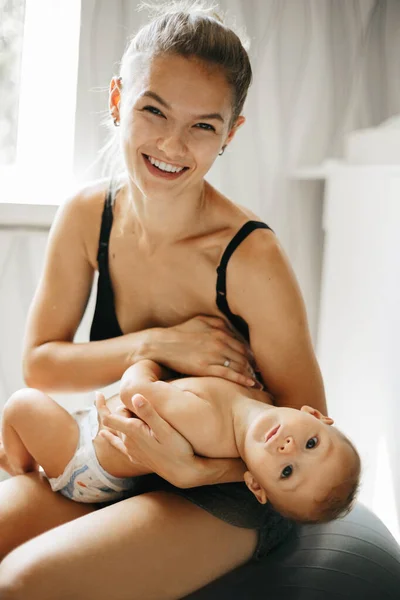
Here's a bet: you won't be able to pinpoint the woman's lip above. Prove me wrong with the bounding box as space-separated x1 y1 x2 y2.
265 425 280 444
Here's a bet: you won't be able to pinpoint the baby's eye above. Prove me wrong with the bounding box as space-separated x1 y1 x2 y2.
281 465 293 479
306 436 318 449
194 123 216 132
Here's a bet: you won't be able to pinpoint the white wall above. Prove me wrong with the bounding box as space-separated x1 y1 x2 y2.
317 165 400 542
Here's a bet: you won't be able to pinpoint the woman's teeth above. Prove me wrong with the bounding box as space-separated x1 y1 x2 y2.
147 155 185 173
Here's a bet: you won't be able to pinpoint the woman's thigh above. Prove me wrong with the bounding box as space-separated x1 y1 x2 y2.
0 471 95 559
0 490 258 600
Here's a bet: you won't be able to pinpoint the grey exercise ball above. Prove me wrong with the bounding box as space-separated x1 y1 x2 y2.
185 502 400 599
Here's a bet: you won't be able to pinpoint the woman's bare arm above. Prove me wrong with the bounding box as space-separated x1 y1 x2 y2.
229 230 327 414
22 186 155 393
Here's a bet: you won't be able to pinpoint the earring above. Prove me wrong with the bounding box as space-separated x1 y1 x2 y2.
219 145 226 156
113 117 120 127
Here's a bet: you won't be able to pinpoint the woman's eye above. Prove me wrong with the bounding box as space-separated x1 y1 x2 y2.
143 106 164 117
306 436 318 449
281 465 293 479
194 123 215 132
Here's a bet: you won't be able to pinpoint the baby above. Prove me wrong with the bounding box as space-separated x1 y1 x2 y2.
0 359 361 523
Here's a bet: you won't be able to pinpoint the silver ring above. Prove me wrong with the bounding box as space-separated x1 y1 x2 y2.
223 359 231 368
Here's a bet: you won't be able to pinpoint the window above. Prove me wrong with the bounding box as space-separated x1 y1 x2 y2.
0 0 26 167
0 0 81 204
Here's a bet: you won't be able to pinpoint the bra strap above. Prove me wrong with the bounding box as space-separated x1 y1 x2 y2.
216 221 272 312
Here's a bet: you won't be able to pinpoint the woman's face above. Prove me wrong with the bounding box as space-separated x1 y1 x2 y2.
117 53 241 199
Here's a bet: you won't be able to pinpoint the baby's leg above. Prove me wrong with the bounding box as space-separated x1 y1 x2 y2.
1 388 79 478
0 435 14 475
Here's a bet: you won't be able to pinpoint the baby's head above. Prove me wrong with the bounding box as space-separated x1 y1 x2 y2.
243 405 361 523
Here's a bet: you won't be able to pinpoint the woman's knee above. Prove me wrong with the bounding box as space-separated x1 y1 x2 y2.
0 548 38 600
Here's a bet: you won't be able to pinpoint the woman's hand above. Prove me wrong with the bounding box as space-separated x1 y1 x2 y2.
95 392 129 438
151 315 257 387
98 393 198 487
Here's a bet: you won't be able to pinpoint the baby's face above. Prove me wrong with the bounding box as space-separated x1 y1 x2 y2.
243 406 354 519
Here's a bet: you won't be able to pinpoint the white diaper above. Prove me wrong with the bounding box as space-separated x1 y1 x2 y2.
46 406 133 503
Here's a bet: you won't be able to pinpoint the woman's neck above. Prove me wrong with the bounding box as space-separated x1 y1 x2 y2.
123 177 212 248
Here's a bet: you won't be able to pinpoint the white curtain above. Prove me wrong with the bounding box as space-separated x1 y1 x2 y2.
74 0 399 340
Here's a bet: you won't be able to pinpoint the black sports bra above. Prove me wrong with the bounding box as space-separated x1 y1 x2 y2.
89 187 272 343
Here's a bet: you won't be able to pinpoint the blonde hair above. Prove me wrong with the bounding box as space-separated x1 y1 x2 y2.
100 0 252 184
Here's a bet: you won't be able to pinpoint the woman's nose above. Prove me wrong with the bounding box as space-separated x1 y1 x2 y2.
157 129 187 160
278 436 295 454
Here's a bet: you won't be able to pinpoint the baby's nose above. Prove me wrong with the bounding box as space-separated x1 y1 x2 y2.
278 436 295 453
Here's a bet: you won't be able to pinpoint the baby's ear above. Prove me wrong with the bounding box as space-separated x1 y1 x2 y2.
301 405 334 425
244 472 268 504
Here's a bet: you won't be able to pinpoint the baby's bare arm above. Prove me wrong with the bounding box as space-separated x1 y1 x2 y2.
119 359 173 410
1 389 79 478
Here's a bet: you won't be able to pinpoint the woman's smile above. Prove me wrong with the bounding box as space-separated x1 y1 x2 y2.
142 153 190 180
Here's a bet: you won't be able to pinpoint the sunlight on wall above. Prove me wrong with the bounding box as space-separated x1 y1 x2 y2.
372 436 400 543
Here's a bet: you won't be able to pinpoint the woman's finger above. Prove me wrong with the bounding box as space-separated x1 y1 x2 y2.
206 364 256 388
103 397 159 436
102 394 195 485
99 429 131 459
197 315 234 333
222 360 255 382
128 395 174 441
215 331 249 357
103 411 140 436
218 348 252 373
95 391 110 418
209 346 254 380
95 392 122 436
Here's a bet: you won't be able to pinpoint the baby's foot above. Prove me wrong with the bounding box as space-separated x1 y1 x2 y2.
0 437 15 475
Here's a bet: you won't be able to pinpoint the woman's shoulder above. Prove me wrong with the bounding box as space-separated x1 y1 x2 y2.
54 178 112 242
208 182 269 227
60 178 110 217
208 186 284 286
210 184 277 259
51 178 112 267
217 197 297 318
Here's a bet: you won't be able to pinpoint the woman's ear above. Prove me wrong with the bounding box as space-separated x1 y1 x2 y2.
244 471 268 504
224 115 246 148
109 76 122 118
301 405 334 425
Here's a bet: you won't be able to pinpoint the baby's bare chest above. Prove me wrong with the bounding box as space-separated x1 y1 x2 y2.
160 378 239 458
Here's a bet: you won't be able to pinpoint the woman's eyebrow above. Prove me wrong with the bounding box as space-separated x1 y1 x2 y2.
140 90 225 123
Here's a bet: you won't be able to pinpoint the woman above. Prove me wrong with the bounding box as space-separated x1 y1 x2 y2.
0 3 326 599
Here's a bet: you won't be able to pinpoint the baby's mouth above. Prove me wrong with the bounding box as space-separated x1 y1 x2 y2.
265 425 280 444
